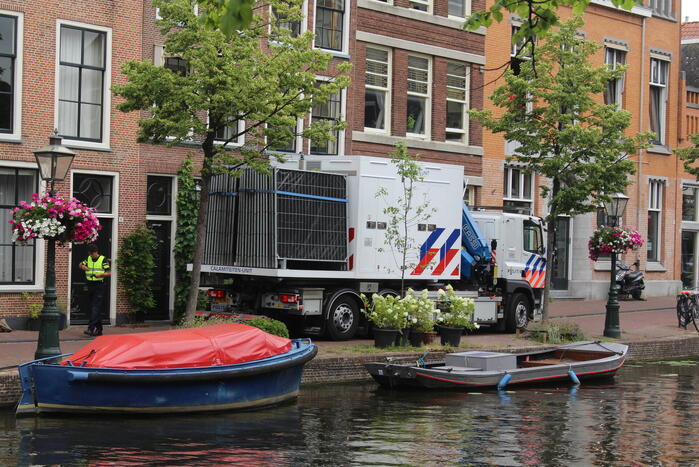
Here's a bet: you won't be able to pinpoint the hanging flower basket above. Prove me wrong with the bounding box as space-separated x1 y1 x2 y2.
9 193 101 244
588 226 643 262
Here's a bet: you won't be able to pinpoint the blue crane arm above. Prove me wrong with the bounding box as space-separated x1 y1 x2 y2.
461 203 491 280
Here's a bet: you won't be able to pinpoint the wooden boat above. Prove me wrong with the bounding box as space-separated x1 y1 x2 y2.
365 341 628 390
16 324 317 415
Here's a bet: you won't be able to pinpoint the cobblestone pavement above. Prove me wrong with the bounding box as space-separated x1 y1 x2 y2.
0 295 688 369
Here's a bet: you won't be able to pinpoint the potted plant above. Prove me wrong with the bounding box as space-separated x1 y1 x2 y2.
404 289 436 347
588 226 643 261
21 292 43 331
360 293 409 348
435 285 478 347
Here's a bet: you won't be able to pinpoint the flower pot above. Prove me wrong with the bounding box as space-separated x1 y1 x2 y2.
395 328 411 346
408 330 424 347
422 331 437 345
373 328 400 348
439 325 464 347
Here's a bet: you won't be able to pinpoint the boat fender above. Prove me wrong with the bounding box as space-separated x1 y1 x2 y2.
67 371 89 382
568 369 580 385
497 373 511 390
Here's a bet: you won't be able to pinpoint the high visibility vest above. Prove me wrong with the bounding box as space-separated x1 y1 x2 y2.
84 256 109 282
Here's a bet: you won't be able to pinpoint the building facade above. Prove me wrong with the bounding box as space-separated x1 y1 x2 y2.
0 0 486 326
481 0 683 300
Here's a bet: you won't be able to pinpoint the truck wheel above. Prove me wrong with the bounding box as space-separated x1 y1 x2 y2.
506 293 530 333
326 296 359 341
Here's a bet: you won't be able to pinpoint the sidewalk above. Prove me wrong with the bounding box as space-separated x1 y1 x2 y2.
0 295 688 369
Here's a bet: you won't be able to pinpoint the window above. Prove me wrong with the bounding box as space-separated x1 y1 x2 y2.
58 25 107 142
648 180 663 262
311 86 342 155
214 117 244 146
147 176 173 216
503 166 533 212
408 0 430 12
649 58 668 145
511 25 526 58
73 174 113 213
272 5 302 38
0 14 17 134
164 57 188 76
448 0 470 18
0 167 37 284
446 62 469 143
270 119 301 153
683 185 698 222
604 48 626 108
364 47 390 132
523 219 542 254
407 55 430 138
649 0 674 17
314 0 344 51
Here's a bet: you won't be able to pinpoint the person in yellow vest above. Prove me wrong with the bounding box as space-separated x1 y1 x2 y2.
79 243 111 336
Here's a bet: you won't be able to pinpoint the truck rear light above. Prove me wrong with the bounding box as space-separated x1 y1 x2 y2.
207 289 225 299
280 294 298 304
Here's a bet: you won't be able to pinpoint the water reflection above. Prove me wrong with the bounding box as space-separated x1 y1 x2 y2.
2 360 699 466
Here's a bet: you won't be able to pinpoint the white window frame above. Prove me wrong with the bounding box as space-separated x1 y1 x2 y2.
504 166 533 205
406 54 431 140
212 116 245 148
364 45 391 134
408 0 432 14
0 161 46 292
310 75 346 156
604 47 626 110
683 184 699 223
0 11 22 142
445 61 470 144
649 57 668 146
448 0 471 19
648 180 663 262
268 117 304 155
313 0 350 56
55 19 112 151
269 0 308 39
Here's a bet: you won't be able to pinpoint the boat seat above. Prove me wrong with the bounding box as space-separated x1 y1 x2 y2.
519 358 576 368
441 367 483 373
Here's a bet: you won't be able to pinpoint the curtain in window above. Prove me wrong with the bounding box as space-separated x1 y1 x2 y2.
364 89 385 129
649 86 662 144
647 210 659 261
448 0 464 16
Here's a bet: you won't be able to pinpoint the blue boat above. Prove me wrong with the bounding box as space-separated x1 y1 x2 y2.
16 324 317 415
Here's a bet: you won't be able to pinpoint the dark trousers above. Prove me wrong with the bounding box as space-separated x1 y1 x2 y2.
86 282 105 332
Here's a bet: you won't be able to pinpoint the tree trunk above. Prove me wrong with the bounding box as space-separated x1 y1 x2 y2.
184 141 215 322
540 178 560 322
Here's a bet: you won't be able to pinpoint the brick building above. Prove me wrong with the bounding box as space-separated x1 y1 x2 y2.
481 0 683 300
0 0 487 327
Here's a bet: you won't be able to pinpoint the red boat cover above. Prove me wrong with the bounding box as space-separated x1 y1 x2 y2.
61 323 292 369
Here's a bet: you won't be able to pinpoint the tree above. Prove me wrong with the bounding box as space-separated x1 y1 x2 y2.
377 142 435 296
173 157 198 323
465 0 637 60
676 134 699 178
470 17 650 321
114 0 350 322
197 0 255 37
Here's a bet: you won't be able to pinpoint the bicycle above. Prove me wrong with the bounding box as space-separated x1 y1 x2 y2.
676 291 699 332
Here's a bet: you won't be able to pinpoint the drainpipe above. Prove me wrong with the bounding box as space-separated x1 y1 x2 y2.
636 16 647 265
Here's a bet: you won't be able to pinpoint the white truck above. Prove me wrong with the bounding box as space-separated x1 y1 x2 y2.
199 155 546 339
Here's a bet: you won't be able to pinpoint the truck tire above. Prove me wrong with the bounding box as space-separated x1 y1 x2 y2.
326 296 359 341
506 292 530 333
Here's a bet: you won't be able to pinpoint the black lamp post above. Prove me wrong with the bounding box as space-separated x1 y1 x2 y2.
33 132 75 360
603 192 629 339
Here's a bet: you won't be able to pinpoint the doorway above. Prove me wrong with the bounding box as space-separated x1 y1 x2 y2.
147 220 172 320
70 219 112 324
551 217 570 290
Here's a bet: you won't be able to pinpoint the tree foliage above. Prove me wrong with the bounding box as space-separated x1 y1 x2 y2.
470 17 649 320
676 133 699 179
118 225 157 316
465 0 638 53
197 0 255 38
114 0 350 321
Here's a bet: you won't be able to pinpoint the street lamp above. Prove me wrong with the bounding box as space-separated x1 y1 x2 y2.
603 192 629 339
33 132 75 360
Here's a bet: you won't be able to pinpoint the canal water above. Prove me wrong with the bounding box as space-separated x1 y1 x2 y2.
2 358 699 466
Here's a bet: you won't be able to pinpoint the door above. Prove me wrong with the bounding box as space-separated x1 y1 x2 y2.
551 217 570 290
147 220 172 320
70 219 112 324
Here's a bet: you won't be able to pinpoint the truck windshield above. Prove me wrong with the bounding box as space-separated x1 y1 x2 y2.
523 220 542 254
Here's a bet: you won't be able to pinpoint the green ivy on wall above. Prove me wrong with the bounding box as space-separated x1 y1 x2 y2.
174 157 199 323
117 225 157 317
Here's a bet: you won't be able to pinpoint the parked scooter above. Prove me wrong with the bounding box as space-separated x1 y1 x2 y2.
616 260 645 300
